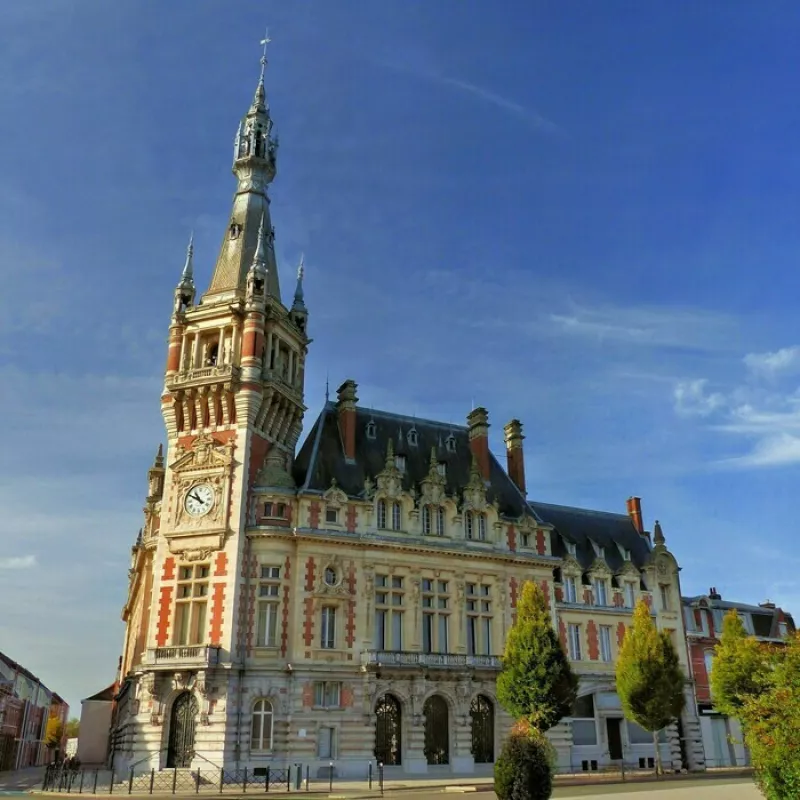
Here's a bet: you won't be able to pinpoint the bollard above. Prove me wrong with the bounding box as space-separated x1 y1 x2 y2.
149 769 155 795
621 761 626 782
295 765 302 791
93 770 99 794
368 762 373 790
172 768 177 794
329 763 333 793
379 762 384 797
305 765 309 792
196 769 201 794
264 766 270 793
220 767 224 794
79 770 85 794
286 766 291 793
243 767 248 793
128 767 134 795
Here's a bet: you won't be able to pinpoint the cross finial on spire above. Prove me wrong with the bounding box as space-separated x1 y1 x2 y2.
292 253 306 310
260 28 271 83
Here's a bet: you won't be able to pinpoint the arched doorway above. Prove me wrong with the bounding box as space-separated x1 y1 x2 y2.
470 695 494 763
167 692 199 768
423 695 449 765
374 694 402 765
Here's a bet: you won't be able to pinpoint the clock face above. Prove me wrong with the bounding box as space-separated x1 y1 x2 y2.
185 484 215 518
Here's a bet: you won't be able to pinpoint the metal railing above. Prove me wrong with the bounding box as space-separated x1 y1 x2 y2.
144 646 220 669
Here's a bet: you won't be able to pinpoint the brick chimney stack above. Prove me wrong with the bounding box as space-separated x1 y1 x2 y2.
503 419 526 495
709 587 721 600
467 407 491 480
336 379 358 462
626 496 644 534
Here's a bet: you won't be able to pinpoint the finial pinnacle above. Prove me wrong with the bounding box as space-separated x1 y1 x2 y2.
180 231 195 285
298 252 305 281
259 27 271 83
252 212 268 269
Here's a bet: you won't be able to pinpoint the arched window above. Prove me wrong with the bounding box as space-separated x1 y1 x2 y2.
422 506 432 535
436 507 445 536
391 502 401 531
366 420 377 439
478 513 487 541
377 499 387 529
251 699 273 752
465 512 474 540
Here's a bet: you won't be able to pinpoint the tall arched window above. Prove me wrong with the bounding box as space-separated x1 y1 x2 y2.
422 506 432 535
478 513 487 541
391 502 401 531
436 507 445 536
251 699 274 752
377 499 387 529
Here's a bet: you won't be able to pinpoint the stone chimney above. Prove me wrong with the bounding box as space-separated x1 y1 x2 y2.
626 496 644 534
503 419 526 495
759 600 776 610
336 379 358 462
467 407 490 480
709 587 721 600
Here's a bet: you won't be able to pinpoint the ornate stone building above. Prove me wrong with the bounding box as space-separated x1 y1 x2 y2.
112 45 705 778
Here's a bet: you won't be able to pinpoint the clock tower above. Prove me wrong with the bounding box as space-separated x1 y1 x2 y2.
117 39 309 769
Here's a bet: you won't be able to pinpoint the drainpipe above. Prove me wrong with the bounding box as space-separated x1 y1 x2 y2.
234 538 251 768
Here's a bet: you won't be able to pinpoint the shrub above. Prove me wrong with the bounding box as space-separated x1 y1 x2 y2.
494 721 554 800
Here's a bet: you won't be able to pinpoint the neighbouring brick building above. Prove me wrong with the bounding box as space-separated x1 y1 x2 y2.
0 652 69 771
111 41 707 778
683 589 796 768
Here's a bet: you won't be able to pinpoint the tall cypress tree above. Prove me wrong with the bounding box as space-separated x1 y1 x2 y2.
615 600 686 775
496 580 578 731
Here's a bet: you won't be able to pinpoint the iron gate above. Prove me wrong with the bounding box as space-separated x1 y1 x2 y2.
423 695 449 765
470 694 494 763
375 694 402 765
167 692 199 768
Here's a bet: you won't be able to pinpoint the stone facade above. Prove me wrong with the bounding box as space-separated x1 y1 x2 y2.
112 45 707 779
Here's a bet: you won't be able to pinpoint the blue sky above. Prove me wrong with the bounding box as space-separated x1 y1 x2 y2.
3 1 800 713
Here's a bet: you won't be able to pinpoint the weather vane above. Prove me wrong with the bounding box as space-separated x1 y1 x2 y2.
259 27 271 81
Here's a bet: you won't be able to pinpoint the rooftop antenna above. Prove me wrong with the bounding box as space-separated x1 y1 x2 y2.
325 372 330 403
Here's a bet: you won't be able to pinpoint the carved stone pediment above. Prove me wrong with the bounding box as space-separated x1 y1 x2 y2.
419 447 447 505
462 456 488 512
171 433 234 474
588 559 612 578
254 449 296 489
177 548 215 563
561 554 582 574
375 440 404 499
323 480 348 507
615 561 641 579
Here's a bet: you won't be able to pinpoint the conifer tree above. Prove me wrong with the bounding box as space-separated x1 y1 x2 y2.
710 609 770 718
615 600 685 775
496 580 578 731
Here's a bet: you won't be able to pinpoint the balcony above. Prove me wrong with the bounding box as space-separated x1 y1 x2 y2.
169 364 240 388
362 650 501 671
144 645 220 671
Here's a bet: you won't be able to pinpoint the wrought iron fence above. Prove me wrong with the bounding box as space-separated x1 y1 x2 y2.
41 762 387 795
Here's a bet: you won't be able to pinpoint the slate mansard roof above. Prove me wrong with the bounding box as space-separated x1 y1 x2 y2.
293 403 530 519
529 501 653 572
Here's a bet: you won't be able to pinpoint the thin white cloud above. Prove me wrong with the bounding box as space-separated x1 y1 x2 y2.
435 75 559 133
718 433 800 468
674 379 726 417
0 555 36 570
744 345 800 377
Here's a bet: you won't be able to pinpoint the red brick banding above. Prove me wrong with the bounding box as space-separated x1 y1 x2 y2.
507 525 517 552
346 504 357 533
617 622 627 648
540 580 550 610
209 584 225 644
342 686 354 708
214 552 228 577
155 586 173 646
587 621 599 660
583 588 593 605
281 556 292 657
536 529 546 555
304 557 316 591
303 597 315 646
309 501 321 529
162 557 175 581
301 683 313 708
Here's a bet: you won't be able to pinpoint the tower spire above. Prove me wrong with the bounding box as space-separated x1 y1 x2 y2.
179 232 194 287
292 254 306 309
205 31 281 301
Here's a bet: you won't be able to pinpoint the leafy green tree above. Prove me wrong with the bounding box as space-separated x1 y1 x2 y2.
615 600 686 775
65 718 80 738
710 609 771 718
741 632 800 800
496 580 578 731
494 720 555 800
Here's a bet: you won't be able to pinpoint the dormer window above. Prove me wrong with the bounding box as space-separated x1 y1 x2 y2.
229 222 242 240
394 455 406 472
366 421 377 440
325 506 339 525
521 533 530 548
589 539 602 558
407 429 418 447
565 541 577 557
445 435 456 453
436 462 446 477
263 502 287 519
